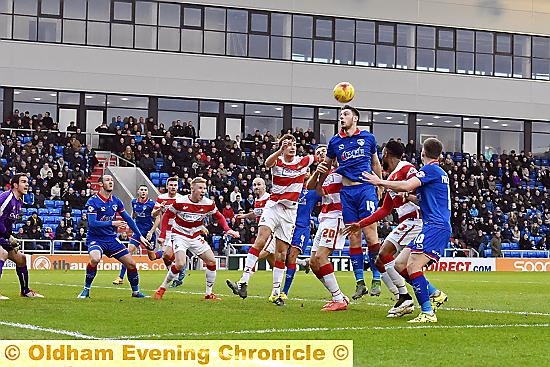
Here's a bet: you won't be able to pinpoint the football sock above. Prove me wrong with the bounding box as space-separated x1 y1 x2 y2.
381 272 399 296
127 268 139 292
161 265 180 288
0 259 4 278
271 260 285 297
428 282 438 297
349 246 365 282
16 266 30 294
84 263 97 289
318 263 343 302
239 247 260 284
384 259 408 295
410 271 433 313
206 264 216 296
282 263 297 295
368 243 381 281
119 265 126 280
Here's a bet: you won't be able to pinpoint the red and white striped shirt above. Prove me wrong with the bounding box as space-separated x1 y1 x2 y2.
267 155 315 209
319 170 343 220
167 196 218 238
387 161 421 221
253 192 270 221
155 193 184 232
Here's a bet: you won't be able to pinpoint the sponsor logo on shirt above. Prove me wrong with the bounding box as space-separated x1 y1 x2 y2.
341 148 365 161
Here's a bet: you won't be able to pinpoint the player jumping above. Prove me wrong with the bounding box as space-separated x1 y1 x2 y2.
325 105 383 299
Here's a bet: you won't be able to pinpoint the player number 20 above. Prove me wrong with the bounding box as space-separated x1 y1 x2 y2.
321 228 336 239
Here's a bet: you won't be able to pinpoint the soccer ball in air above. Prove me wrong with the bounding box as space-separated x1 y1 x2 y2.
333 82 355 103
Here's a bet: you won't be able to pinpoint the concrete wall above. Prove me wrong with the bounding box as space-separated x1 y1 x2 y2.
0 0 549 123
105 166 159 213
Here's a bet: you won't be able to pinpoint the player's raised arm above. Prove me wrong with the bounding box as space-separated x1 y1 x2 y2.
265 137 291 168
363 172 421 193
235 210 256 221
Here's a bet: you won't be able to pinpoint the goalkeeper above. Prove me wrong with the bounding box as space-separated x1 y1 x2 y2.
0 174 44 300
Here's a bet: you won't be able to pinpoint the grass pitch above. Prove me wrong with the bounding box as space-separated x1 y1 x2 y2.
0 269 549 366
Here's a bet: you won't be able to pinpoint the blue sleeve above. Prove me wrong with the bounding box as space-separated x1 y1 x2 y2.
120 210 142 238
326 137 336 159
416 165 436 186
116 197 125 213
368 133 377 155
87 212 113 228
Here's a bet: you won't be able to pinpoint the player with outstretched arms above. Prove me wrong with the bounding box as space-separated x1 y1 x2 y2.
0 173 44 299
113 184 156 285
154 177 239 300
324 105 383 299
78 174 150 298
306 157 349 311
363 138 450 323
152 176 187 288
343 140 419 317
226 134 315 306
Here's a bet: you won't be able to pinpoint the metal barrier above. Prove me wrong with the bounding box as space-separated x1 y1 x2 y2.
444 248 479 257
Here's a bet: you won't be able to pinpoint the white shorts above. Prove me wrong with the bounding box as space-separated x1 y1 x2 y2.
312 217 346 252
172 234 210 256
258 204 297 245
261 235 276 254
385 218 423 253
162 231 173 252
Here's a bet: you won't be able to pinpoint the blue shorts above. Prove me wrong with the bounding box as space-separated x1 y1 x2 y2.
87 238 129 259
129 232 156 247
290 225 311 253
407 225 451 261
340 184 378 224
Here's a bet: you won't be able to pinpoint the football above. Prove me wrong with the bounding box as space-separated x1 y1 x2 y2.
333 81 355 103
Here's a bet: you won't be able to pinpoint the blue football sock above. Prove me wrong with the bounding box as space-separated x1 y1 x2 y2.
127 268 140 292
410 272 432 313
0 259 4 278
119 265 126 279
282 264 297 295
427 281 438 297
367 251 381 281
85 263 97 289
349 247 364 282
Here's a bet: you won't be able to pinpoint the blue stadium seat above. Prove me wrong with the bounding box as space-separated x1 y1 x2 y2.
38 208 48 216
49 208 61 216
241 245 250 253
510 243 520 250
0 158 7 167
71 209 81 216
212 235 222 250
150 172 159 180
44 200 55 208
542 159 549 166
501 242 511 250
484 249 492 257
303 246 312 256
55 200 64 208
159 173 169 180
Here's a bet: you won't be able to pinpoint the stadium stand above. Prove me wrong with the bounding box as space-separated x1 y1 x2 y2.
3 111 549 257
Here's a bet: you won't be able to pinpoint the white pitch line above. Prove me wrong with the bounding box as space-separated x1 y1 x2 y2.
0 321 102 340
118 323 550 339
24 281 550 318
